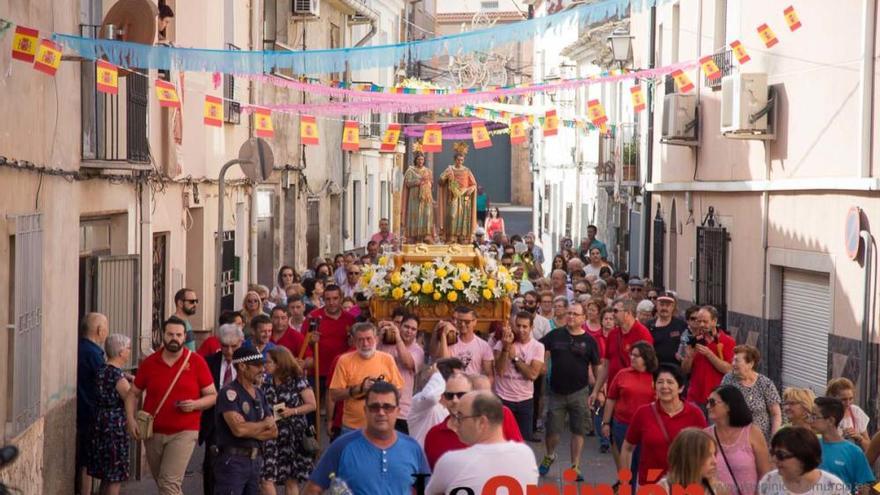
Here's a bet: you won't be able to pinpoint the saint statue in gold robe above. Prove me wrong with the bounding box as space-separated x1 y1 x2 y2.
438 142 478 243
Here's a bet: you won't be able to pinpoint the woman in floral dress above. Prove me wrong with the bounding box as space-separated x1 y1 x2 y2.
87 334 132 495
261 346 317 495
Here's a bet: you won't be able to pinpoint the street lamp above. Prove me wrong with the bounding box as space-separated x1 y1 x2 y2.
606 28 633 68
215 138 274 322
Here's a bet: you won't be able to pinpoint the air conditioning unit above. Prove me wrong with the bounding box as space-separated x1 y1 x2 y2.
293 0 319 17
721 72 770 136
661 93 698 141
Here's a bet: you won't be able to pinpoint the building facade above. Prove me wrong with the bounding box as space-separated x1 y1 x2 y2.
634 0 880 405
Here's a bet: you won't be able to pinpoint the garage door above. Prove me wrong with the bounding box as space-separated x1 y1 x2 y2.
781 269 831 394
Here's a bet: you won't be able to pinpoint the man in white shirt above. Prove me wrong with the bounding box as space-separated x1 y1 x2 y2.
426 391 538 495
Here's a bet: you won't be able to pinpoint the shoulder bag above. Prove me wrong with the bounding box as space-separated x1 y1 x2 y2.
135 350 192 440
713 426 744 495
650 401 671 442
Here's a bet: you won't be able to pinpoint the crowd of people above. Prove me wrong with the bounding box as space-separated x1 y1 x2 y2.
74 223 880 495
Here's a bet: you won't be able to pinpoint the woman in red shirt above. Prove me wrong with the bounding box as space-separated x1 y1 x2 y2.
601 342 658 477
621 363 707 486
484 207 505 239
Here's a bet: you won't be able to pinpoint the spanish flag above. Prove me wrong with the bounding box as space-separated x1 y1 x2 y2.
509 116 526 145
155 80 181 108
300 115 319 146
730 40 751 65
699 56 722 81
342 120 360 151
254 108 274 138
204 96 223 127
422 124 442 153
33 39 62 76
671 69 694 93
757 23 779 48
96 60 119 95
471 122 491 149
11 26 39 63
543 110 559 137
783 6 802 31
380 124 401 152
587 100 608 126
630 85 646 112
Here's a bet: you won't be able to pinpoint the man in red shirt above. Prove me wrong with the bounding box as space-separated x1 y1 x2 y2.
681 305 734 414
589 298 654 406
424 373 523 469
125 316 217 494
303 284 356 413
269 305 313 368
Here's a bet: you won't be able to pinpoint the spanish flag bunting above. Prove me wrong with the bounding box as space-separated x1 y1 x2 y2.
757 23 778 48
341 120 360 151
587 99 608 126
33 39 62 76
543 110 559 137
300 115 319 146
380 124 401 152
527 115 535 125
671 69 694 93
509 117 526 145
783 6 802 31
155 80 181 108
11 26 39 63
422 124 443 153
630 85 646 112
699 56 722 81
471 121 492 149
96 60 119 95
730 40 751 64
203 96 223 127
254 108 274 138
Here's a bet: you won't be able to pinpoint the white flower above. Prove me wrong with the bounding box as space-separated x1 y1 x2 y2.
464 288 480 304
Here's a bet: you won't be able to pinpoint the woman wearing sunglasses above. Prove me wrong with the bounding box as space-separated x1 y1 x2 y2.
704 385 771 495
758 426 848 495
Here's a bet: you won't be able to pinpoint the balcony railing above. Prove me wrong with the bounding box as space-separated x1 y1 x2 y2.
80 25 150 165
704 49 733 90
617 123 640 184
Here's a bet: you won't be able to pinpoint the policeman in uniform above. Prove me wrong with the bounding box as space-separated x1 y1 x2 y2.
214 346 278 494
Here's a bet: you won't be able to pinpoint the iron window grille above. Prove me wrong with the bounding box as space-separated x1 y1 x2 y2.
704 49 733 90
695 208 729 328
224 44 242 124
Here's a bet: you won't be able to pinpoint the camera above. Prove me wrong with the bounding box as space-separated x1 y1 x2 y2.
688 336 707 347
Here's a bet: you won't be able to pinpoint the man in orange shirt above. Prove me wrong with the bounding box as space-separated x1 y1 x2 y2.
329 322 404 433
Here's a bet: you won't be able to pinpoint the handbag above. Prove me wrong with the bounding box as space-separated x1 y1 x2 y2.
136 350 192 440
301 425 320 456
713 427 744 495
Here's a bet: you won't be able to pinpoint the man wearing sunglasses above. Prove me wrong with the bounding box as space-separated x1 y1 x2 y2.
173 288 199 351
307 381 429 495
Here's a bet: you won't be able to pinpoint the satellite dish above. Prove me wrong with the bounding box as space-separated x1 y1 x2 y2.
101 0 159 43
238 138 275 182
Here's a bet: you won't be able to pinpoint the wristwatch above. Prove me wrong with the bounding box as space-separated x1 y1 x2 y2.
511 356 522 364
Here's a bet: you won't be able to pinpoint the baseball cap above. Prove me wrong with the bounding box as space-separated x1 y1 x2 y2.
657 290 677 303
627 277 645 288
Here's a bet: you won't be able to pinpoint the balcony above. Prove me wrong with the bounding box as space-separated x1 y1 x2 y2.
617 123 640 185
80 25 150 169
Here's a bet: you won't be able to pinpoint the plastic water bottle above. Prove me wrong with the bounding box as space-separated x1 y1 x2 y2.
327 473 354 495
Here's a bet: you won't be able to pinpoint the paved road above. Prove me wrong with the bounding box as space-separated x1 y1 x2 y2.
122 427 620 493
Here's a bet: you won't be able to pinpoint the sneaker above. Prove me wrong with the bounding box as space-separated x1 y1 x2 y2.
571 465 584 482
538 454 556 476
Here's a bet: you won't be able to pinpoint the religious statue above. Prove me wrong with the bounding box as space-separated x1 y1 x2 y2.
438 142 478 243
401 143 435 243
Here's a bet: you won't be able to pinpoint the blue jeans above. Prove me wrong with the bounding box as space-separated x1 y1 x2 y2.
502 398 534 441
612 419 639 489
593 405 610 449
213 453 263 495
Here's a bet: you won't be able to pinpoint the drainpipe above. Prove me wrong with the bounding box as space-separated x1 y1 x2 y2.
138 175 153 357
250 185 259 285
858 0 876 177
859 230 875 408
642 6 656 281
341 5 378 247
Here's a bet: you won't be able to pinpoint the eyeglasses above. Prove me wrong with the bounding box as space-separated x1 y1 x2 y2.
184 299 199 304
770 450 796 460
629 287 643 292
348 271 361 276
366 403 397 413
442 391 467 400
454 318 476 325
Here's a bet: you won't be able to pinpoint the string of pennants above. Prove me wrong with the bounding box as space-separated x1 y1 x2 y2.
6 4 803 149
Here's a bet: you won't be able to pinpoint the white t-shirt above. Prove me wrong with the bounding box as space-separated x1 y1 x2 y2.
838 404 870 436
758 469 849 495
449 336 494 376
531 314 553 341
426 441 538 495
407 371 449 447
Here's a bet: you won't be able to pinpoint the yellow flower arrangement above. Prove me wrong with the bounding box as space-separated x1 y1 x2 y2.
482 289 494 300
410 282 421 293
486 279 497 290
453 280 465 291
436 267 448 278
433 292 442 301
422 282 434 294
447 291 458 302
392 287 404 300
390 272 402 286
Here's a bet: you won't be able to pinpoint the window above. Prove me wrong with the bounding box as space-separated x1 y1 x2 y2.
481 1 499 10
224 44 242 124
8 213 43 437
